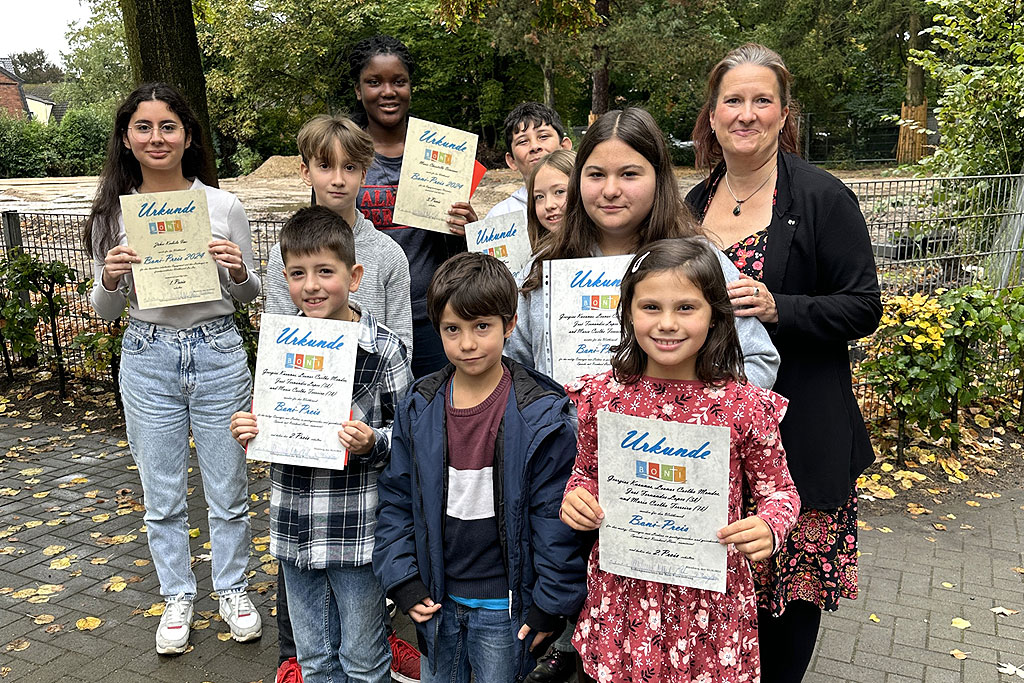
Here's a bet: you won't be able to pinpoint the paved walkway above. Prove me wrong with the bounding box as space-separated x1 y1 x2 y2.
0 415 1021 682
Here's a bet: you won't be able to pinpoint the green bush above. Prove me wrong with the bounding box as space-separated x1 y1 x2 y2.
52 106 111 176
0 113 53 178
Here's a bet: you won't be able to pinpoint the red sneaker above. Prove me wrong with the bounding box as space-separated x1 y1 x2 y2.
388 632 421 682
276 657 303 683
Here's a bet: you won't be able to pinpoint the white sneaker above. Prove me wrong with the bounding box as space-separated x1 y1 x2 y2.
218 590 262 642
156 593 193 654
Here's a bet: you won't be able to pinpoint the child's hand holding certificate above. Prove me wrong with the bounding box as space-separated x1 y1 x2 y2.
246 314 360 469
393 117 479 233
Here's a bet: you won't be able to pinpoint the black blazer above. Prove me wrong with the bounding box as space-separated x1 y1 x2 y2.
686 151 882 509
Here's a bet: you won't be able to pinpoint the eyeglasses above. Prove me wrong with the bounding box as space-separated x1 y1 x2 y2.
128 123 184 139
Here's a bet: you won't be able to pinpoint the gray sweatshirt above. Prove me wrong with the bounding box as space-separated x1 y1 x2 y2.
264 211 414 354
89 179 261 327
505 244 780 389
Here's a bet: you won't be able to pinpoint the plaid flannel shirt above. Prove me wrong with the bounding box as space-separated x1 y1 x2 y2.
270 303 413 569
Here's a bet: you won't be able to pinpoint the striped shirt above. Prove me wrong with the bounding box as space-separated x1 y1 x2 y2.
270 303 413 569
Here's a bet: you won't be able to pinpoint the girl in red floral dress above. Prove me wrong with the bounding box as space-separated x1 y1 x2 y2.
560 238 801 683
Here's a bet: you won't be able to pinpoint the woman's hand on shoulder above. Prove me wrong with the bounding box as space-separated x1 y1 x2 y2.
101 245 139 290
561 486 604 530
727 276 778 324
208 239 248 283
717 514 774 561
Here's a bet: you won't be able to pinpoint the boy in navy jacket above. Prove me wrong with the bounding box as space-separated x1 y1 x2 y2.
373 252 586 683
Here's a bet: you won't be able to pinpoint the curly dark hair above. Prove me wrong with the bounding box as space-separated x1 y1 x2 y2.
348 35 414 129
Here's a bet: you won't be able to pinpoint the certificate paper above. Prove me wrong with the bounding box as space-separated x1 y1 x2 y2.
597 411 730 592
247 314 359 470
393 117 479 233
464 210 531 279
119 189 220 309
543 255 633 385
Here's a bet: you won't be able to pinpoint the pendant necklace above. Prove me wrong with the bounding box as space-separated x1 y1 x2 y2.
724 165 776 216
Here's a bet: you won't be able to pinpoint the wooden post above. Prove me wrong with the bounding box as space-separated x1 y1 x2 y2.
897 100 928 164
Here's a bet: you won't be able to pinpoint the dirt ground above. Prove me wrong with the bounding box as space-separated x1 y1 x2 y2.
0 159 895 221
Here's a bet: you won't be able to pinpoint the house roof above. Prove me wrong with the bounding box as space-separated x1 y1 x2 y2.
25 93 55 106
0 61 31 118
0 57 17 77
50 102 68 123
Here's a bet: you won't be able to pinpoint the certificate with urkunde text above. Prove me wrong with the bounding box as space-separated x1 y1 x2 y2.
464 210 531 280
119 189 221 309
246 314 359 470
543 254 633 386
597 411 730 592
393 117 479 233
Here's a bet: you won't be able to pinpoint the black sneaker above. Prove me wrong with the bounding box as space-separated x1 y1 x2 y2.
526 648 575 683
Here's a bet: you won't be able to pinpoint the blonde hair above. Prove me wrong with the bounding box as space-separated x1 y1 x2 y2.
525 149 575 251
297 114 375 169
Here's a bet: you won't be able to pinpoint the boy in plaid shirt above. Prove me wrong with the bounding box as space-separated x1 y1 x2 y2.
232 206 412 683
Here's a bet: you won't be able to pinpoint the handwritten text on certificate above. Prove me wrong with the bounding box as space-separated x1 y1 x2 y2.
247 314 359 470
393 117 479 233
597 411 730 592
464 210 531 279
120 189 221 309
543 255 633 386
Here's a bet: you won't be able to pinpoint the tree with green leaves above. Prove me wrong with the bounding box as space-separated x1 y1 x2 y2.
57 0 132 110
11 49 65 84
912 0 1024 175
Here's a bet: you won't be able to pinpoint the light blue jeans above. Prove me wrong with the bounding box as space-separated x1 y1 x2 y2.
282 561 391 683
420 598 515 683
120 315 252 599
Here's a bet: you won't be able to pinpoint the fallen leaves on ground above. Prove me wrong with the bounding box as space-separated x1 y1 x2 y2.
75 616 101 631
869 614 880 623
991 606 1019 616
997 662 1024 678
950 649 970 660
951 617 971 629
4 639 29 652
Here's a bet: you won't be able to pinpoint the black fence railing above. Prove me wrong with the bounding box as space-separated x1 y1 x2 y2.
2 172 1023 419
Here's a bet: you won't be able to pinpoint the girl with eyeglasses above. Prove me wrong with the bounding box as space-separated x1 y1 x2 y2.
83 83 262 656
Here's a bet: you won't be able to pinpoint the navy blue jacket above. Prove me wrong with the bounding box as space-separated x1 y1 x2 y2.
373 358 587 680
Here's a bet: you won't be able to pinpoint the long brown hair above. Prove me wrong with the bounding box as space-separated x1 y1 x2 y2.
610 238 745 387
522 108 700 292
83 83 209 259
525 149 575 251
691 43 801 175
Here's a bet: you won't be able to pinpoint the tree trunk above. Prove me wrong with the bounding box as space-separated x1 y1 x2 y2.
591 0 610 117
543 54 555 111
905 13 925 107
119 0 219 186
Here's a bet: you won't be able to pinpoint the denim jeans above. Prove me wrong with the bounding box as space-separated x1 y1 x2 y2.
282 561 391 683
119 315 252 599
420 598 515 683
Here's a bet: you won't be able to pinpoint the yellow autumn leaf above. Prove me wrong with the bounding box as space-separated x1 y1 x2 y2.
192 619 210 630
42 545 66 556
5 638 29 652
32 614 54 625
69 477 89 485
23 521 42 529
879 527 893 533
216 632 233 641
965 500 981 507
49 557 72 570
31 491 50 499
941 581 955 588
933 523 947 531
949 649 969 660
880 462 894 472
103 576 127 592
37 585 63 595
75 617 102 631
991 606 1019 616
144 602 165 617
868 614 880 623
91 514 110 523
133 559 150 567
90 558 108 565
973 414 991 428
20 468 43 477
26 595 50 604
188 528 201 538
950 617 971 629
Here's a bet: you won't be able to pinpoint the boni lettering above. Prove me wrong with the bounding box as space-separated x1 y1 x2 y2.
138 200 197 218
276 327 346 350
570 270 621 288
621 430 710 459
418 130 468 152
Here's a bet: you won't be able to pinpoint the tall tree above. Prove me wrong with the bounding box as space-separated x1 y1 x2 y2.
11 49 65 83
119 0 219 185
58 0 132 109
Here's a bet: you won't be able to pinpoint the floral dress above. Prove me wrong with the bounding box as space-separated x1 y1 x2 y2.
565 372 801 683
724 228 861 615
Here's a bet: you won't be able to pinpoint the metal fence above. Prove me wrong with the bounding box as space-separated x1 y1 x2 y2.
2 173 1023 415
800 112 903 165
